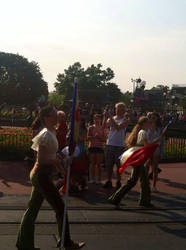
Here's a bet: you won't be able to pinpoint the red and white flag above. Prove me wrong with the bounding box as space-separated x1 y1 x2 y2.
119 144 159 174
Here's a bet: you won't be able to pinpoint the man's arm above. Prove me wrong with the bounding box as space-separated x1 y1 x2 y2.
102 110 110 128
109 116 129 130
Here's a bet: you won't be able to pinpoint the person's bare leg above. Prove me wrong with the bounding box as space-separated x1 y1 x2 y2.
96 153 103 182
89 153 96 182
152 157 159 191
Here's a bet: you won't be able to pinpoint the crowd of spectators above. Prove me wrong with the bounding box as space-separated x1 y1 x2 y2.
29 101 174 195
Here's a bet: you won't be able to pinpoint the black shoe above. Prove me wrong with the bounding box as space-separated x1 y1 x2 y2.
108 196 121 209
116 181 121 189
57 240 85 249
65 241 85 250
103 180 112 188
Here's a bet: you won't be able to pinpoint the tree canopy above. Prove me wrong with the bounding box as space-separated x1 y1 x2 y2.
48 91 64 107
0 52 48 107
54 62 122 104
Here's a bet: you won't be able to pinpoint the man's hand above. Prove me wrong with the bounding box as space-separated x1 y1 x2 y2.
103 109 109 119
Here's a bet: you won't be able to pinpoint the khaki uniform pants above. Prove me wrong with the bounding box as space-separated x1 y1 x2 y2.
109 165 151 205
16 168 71 249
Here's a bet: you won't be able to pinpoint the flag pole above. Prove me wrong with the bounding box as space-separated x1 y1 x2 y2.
60 78 78 249
60 157 72 249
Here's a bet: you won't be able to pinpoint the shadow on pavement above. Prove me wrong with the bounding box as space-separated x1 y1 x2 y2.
0 161 31 187
159 177 186 191
69 184 114 205
152 193 186 208
157 224 186 239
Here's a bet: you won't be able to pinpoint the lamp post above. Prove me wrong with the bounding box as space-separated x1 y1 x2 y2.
175 103 178 113
131 78 136 93
131 77 142 93
167 102 170 112
171 95 175 112
130 99 134 108
163 92 167 112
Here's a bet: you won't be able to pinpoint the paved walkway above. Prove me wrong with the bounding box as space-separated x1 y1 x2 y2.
0 161 186 196
0 161 186 250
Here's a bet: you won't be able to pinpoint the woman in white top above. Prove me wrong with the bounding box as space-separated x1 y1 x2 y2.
108 116 164 208
16 105 85 250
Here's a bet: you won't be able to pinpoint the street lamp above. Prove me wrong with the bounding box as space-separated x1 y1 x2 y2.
162 92 167 112
131 79 137 93
167 102 170 112
171 95 175 112
130 99 134 108
175 103 178 113
131 77 142 93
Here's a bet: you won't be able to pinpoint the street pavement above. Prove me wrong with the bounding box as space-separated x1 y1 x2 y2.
0 161 186 250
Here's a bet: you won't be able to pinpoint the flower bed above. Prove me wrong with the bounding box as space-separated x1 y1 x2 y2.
0 127 186 161
0 127 33 160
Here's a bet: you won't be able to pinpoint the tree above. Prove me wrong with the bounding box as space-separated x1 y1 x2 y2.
180 98 186 113
150 85 170 92
120 91 133 106
48 91 65 107
0 52 48 107
54 62 122 104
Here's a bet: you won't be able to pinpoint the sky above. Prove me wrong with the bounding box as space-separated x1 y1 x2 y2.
1 0 186 93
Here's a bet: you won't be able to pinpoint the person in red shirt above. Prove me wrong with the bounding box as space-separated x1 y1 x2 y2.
56 110 68 150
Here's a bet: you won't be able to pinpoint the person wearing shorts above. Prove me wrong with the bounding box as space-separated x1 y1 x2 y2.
87 114 106 184
103 102 129 189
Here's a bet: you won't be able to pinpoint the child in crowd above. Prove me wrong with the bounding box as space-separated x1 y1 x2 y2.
60 118 89 194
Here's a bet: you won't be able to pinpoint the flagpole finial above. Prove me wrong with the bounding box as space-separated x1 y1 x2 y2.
74 77 78 83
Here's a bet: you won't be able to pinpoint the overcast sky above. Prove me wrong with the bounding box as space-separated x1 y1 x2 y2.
1 0 186 92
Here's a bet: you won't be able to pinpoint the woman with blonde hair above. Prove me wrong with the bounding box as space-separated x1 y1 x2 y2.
108 116 164 208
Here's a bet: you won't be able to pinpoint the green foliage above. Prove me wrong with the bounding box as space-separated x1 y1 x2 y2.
54 62 122 104
48 91 65 107
120 91 133 106
150 85 170 91
0 52 48 107
180 98 186 113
